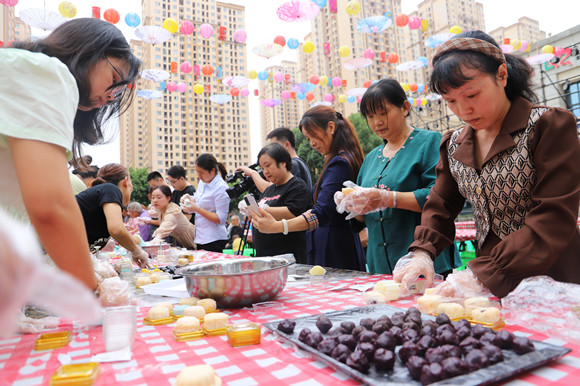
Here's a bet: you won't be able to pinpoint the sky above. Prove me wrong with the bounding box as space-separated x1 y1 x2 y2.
14 0 579 167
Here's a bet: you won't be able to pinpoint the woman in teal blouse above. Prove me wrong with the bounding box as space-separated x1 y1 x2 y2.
339 79 460 275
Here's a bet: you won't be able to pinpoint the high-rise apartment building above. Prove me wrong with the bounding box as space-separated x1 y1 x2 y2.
1 4 31 46
489 17 546 48
258 60 304 142
120 0 251 183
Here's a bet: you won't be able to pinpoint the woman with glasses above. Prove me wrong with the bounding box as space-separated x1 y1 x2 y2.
0 19 141 300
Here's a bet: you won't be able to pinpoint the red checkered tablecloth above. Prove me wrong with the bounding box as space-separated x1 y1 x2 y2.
2 256 580 385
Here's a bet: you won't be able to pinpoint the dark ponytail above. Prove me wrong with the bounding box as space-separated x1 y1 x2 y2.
91 163 128 187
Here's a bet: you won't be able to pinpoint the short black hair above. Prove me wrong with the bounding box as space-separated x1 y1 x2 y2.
360 78 408 118
146 171 163 182
167 165 186 179
257 143 292 171
266 127 296 149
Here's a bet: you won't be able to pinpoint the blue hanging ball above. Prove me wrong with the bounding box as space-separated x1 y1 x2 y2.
347 95 356 103
312 0 328 8
258 71 269 81
297 92 306 100
125 13 141 28
287 38 300 50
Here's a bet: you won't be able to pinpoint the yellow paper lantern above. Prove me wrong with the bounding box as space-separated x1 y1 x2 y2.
58 1 77 18
338 94 347 103
303 41 315 54
449 25 462 34
339 45 351 58
421 19 429 31
163 18 179 34
345 0 361 16
401 82 410 92
421 98 428 106
541 45 554 54
319 76 329 86
193 84 204 94
247 69 257 80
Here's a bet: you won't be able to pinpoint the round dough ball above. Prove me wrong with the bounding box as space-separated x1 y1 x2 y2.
157 302 174 312
198 298 217 313
175 364 222 386
174 316 201 333
179 297 199 306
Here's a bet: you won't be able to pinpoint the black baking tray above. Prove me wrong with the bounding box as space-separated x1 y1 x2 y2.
263 305 571 385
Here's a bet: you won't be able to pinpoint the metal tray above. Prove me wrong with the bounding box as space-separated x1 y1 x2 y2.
263 305 571 386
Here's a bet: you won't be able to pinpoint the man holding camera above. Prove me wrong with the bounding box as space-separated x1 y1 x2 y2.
236 128 312 194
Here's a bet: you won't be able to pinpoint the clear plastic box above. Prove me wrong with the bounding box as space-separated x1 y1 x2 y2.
102 305 137 352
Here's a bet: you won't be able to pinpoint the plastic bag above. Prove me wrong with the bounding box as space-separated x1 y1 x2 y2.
98 277 138 308
501 276 580 344
0 208 101 338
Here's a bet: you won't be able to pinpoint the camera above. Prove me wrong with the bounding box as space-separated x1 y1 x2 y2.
226 163 261 199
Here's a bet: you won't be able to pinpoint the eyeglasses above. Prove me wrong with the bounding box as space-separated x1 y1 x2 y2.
104 56 127 99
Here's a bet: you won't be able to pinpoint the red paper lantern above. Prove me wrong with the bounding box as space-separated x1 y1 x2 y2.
103 9 120 24
230 87 240 97
395 14 409 27
305 92 314 101
387 52 399 64
363 80 372 88
92 6 100 19
201 64 214 76
410 83 418 92
170 61 177 73
309 75 319 85
274 35 286 47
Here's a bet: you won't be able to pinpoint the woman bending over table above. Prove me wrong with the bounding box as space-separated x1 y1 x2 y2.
393 30 580 298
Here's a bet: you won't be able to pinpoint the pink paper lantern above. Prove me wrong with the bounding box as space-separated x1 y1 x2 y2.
179 21 194 35
0 0 18 6
177 82 187 93
363 48 375 59
554 46 564 56
199 24 214 39
234 29 247 43
274 71 285 82
241 88 250 97
408 16 421 30
331 77 342 87
166 81 177 92
324 93 334 102
180 62 192 73
281 90 291 99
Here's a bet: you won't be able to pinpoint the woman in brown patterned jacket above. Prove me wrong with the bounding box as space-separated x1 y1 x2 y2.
393 30 580 298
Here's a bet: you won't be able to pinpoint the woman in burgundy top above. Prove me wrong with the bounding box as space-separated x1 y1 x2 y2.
393 30 580 298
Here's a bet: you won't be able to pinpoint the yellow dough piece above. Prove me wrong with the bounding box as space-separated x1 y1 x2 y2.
135 276 152 287
178 258 190 266
436 302 465 320
471 307 501 324
147 306 170 320
204 312 229 330
342 187 355 195
179 297 200 306
417 295 443 314
373 280 401 301
175 364 222 386
424 288 436 295
184 306 206 319
174 316 201 333
309 265 326 276
364 290 386 305
198 298 217 313
464 297 491 315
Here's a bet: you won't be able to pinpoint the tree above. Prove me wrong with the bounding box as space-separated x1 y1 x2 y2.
293 127 324 184
129 167 150 206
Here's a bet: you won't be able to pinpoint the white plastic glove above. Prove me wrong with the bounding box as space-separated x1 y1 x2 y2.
147 208 158 218
238 200 251 217
392 250 435 296
150 236 164 245
432 268 493 298
17 313 61 335
129 247 152 268
98 277 138 308
93 257 118 282
100 237 117 253
0 208 101 338
180 195 199 214
335 182 395 220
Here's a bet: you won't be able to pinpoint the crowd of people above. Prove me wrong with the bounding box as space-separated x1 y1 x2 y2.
1 17 579 336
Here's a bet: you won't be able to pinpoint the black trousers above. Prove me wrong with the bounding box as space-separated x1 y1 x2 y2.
196 239 228 253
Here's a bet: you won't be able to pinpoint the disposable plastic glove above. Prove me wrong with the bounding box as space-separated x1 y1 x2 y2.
238 200 251 217
98 277 138 308
180 195 199 214
335 181 395 220
0 208 101 338
392 250 435 296
100 237 117 253
432 268 493 298
129 247 152 268
17 313 61 335
150 236 164 245
93 258 118 282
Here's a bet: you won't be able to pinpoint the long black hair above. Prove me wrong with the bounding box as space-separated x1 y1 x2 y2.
430 30 536 102
196 153 227 179
10 18 141 165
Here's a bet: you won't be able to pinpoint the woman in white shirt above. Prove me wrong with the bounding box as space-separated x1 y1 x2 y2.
0 18 141 296
182 154 231 252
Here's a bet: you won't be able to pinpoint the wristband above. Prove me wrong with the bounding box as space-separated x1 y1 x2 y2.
282 219 289 235
392 191 398 208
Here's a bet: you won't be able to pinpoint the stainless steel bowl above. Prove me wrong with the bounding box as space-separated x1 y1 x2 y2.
177 254 295 308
